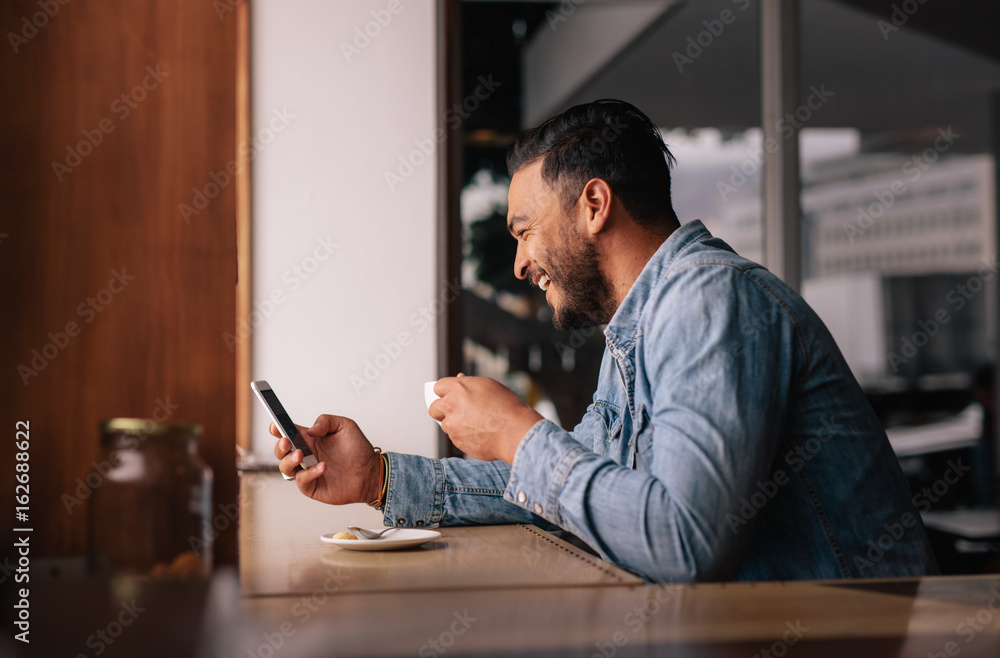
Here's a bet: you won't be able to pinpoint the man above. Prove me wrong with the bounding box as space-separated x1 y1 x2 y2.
274 99 937 582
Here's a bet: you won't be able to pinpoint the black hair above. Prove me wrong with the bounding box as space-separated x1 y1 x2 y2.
507 99 679 229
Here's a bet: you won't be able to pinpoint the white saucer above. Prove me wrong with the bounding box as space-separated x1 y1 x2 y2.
320 528 441 551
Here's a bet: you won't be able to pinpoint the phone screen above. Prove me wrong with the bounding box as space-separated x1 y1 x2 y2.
252 381 317 468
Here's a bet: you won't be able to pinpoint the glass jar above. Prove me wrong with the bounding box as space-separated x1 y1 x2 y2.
89 418 213 579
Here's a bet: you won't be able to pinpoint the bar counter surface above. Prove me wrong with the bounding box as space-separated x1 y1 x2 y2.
236 470 1000 657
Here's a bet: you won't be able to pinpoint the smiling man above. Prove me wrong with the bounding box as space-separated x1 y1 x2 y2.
274 99 937 582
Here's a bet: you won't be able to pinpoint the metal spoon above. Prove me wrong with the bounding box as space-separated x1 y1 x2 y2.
347 526 398 540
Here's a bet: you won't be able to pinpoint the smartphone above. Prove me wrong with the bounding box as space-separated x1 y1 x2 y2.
250 380 318 470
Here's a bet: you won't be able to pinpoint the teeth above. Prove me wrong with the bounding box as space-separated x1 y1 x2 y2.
539 275 551 291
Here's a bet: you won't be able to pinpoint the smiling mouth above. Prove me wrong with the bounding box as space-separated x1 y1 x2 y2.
538 274 551 291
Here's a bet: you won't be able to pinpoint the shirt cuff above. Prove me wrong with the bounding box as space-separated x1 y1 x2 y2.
503 419 588 526
380 452 444 528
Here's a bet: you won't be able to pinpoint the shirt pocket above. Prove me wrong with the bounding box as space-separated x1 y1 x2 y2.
590 400 623 448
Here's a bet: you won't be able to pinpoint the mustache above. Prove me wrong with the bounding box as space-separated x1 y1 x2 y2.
526 266 550 287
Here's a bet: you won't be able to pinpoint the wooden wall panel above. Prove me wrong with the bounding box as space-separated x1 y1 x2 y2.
0 0 240 565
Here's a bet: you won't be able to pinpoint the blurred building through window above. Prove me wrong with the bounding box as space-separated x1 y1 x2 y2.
792 0 1000 434
784 3 1000 543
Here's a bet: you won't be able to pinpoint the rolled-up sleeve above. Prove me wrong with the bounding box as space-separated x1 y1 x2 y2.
381 388 608 530
381 451 555 528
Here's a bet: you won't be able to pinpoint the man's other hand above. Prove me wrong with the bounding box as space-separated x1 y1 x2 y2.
429 374 542 464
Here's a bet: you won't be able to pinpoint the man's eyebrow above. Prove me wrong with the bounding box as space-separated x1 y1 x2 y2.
507 214 530 234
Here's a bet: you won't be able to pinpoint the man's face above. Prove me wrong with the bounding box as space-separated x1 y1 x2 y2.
507 161 616 331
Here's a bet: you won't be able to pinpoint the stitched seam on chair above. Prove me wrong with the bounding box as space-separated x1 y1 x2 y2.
517 524 628 583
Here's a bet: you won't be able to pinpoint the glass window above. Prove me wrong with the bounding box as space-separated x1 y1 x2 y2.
798 0 1000 529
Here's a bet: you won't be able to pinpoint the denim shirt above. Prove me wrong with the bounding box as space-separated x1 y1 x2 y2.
382 220 938 583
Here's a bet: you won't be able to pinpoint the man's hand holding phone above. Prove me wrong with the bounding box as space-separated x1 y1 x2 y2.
272 415 383 506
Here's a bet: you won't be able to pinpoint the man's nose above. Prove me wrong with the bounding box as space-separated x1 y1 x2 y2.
513 241 530 280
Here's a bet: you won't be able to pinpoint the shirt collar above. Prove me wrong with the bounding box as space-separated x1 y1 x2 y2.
603 219 714 355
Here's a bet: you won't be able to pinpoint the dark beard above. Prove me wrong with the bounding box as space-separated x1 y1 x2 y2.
548 223 616 331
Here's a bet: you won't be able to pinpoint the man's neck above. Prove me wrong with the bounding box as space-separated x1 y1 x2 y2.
603 222 677 310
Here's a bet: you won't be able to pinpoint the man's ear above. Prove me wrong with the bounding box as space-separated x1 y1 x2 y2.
580 178 612 236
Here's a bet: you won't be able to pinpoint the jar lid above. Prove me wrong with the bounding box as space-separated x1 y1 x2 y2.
99 418 202 437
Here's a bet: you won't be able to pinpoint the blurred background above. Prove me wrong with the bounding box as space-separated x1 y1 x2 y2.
2 0 999 612
451 0 1000 573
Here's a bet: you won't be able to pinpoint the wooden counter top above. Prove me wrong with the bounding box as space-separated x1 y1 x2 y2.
234 470 1000 657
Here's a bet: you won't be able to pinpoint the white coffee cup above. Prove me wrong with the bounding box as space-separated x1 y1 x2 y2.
424 381 442 427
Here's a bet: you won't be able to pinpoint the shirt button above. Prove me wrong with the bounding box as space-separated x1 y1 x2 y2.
397 518 406 524
416 520 424 526
517 491 527 503
533 503 543 515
